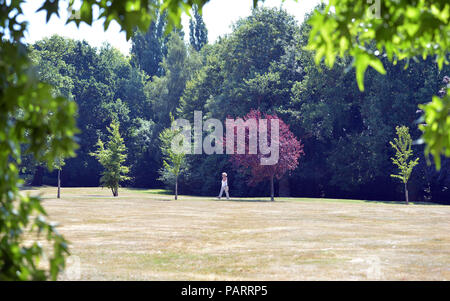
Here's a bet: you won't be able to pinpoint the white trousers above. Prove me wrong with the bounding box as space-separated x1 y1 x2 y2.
218 186 229 199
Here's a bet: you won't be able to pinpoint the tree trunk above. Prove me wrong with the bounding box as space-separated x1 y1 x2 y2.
270 175 274 202
111 186 118 197
404 182 409 204
57 169 61 199
175 175 178 200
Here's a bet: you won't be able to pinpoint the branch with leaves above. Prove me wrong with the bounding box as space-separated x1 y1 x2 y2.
306 0 450 167
419 78 450 170
1 0 78 280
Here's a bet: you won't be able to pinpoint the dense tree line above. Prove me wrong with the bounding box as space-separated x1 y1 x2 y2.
22 7 450 203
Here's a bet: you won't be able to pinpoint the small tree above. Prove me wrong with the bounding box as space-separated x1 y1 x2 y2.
390 126 419 204
54 156 65 199
158 119 189 200
90 121 130 197
228 110 304 201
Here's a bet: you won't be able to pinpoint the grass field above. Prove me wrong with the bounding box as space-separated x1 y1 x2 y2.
23 187 450 280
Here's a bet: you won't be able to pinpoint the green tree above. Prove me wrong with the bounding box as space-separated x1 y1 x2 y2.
158 118 189 200
187 7 298 120
189 4 208 51
148 32 201 127
390 126 420 204
177 46 224 121
90 121 130 197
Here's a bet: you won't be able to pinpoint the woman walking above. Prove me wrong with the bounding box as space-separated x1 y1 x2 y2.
218 172 230 200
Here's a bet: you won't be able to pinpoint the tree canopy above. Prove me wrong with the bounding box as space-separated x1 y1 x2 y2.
228 110 304 201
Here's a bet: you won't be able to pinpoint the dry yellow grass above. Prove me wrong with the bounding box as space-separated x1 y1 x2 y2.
23 187 450 280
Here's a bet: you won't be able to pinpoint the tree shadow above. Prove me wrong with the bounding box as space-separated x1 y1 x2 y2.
127 188 172 195
214 198 275 203
361 199 446 206
19 186 40 190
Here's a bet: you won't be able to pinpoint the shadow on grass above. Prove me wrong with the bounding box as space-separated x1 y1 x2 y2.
127 188 172 195
289 197 445 206
20 186 42 191
64 187 446 206
215 198 275 203
219 197 446 206
361 199 443 206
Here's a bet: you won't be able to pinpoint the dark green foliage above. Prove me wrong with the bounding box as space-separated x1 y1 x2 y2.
131 10 169 78
148 32 198 127
181 7 299 121
306 0 450 167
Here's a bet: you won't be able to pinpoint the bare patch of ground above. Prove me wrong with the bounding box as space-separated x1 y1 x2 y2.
23 187 450 280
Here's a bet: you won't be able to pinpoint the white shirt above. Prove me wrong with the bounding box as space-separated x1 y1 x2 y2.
221 179 228 187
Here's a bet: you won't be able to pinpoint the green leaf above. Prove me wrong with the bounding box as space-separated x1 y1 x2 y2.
37 0 60 23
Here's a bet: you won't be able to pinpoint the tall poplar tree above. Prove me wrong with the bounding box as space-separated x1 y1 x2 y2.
131 10 168 77
189 4 208 52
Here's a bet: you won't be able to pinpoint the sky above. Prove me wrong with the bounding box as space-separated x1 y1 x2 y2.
20 0 322 56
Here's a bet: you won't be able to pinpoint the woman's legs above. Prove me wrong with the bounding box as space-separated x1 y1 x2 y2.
225 189 229 200
218 186 224 199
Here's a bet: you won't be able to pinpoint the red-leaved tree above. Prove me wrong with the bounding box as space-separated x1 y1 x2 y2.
226 109 304 201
